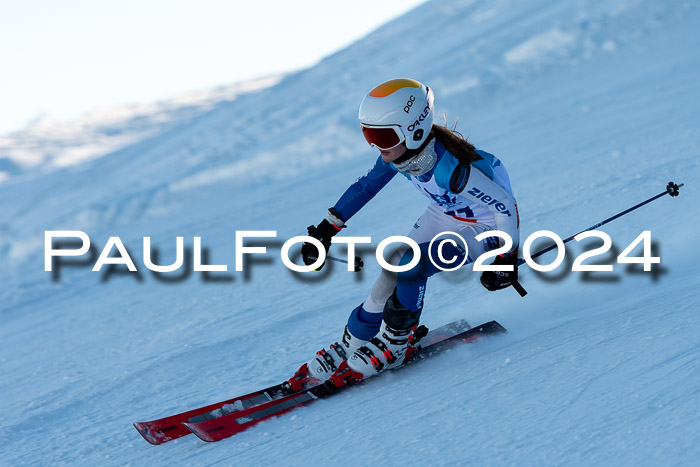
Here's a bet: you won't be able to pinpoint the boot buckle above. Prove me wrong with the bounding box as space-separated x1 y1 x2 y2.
328 360 364 388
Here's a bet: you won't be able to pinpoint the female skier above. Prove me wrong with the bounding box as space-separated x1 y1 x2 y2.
287 78 520 390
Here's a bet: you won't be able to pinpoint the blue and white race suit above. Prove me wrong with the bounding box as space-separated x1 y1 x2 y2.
334 138 519 339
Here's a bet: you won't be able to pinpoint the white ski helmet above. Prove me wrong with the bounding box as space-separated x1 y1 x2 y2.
359 78 434 151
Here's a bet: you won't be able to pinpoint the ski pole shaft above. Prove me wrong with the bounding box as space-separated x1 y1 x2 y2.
519 181 683 266
331 255 365 272
308 255 364 272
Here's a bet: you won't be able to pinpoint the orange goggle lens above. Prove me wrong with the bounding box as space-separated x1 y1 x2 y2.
361 126 404 150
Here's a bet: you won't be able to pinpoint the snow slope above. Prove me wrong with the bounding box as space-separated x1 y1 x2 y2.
1 0 698 465
0 75 281 182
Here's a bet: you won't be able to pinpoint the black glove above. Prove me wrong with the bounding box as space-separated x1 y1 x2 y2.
480 250 519 291
301 219 342 270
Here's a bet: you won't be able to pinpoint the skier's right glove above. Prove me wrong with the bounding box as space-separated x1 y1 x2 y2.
301 210 344 271
480 250 519 291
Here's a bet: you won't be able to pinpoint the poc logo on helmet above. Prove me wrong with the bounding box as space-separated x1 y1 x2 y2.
407 104 431 132
404 95 415 113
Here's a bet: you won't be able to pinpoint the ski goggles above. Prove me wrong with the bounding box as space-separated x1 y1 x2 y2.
361 124 405 150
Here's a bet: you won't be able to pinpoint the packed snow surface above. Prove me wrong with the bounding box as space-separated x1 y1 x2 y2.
1 0 698 465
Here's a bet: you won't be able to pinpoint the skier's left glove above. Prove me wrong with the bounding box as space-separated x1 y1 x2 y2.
480 250 519 291
301 209 344 271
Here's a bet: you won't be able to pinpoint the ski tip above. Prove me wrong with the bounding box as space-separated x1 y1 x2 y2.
133 422 162 445
182 422 216 443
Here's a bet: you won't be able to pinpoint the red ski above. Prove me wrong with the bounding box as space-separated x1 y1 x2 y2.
183 320 506 443
134 319 471 444
134 382 291 445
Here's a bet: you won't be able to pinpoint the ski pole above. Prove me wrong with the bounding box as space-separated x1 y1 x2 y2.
328 255 364 272
519 181 683 266
308 255 364 272
508 181 682 298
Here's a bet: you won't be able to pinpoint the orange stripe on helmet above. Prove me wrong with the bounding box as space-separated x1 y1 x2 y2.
368 78 421 97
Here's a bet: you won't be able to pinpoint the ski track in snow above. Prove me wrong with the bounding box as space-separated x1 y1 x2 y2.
1 0 699 465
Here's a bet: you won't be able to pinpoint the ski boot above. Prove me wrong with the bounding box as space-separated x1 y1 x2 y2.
285 325 366 393
330 289 425 385
325 322 429 388
347 321 412 377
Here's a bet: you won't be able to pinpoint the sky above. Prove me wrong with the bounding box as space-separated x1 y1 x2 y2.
0 0 426 135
